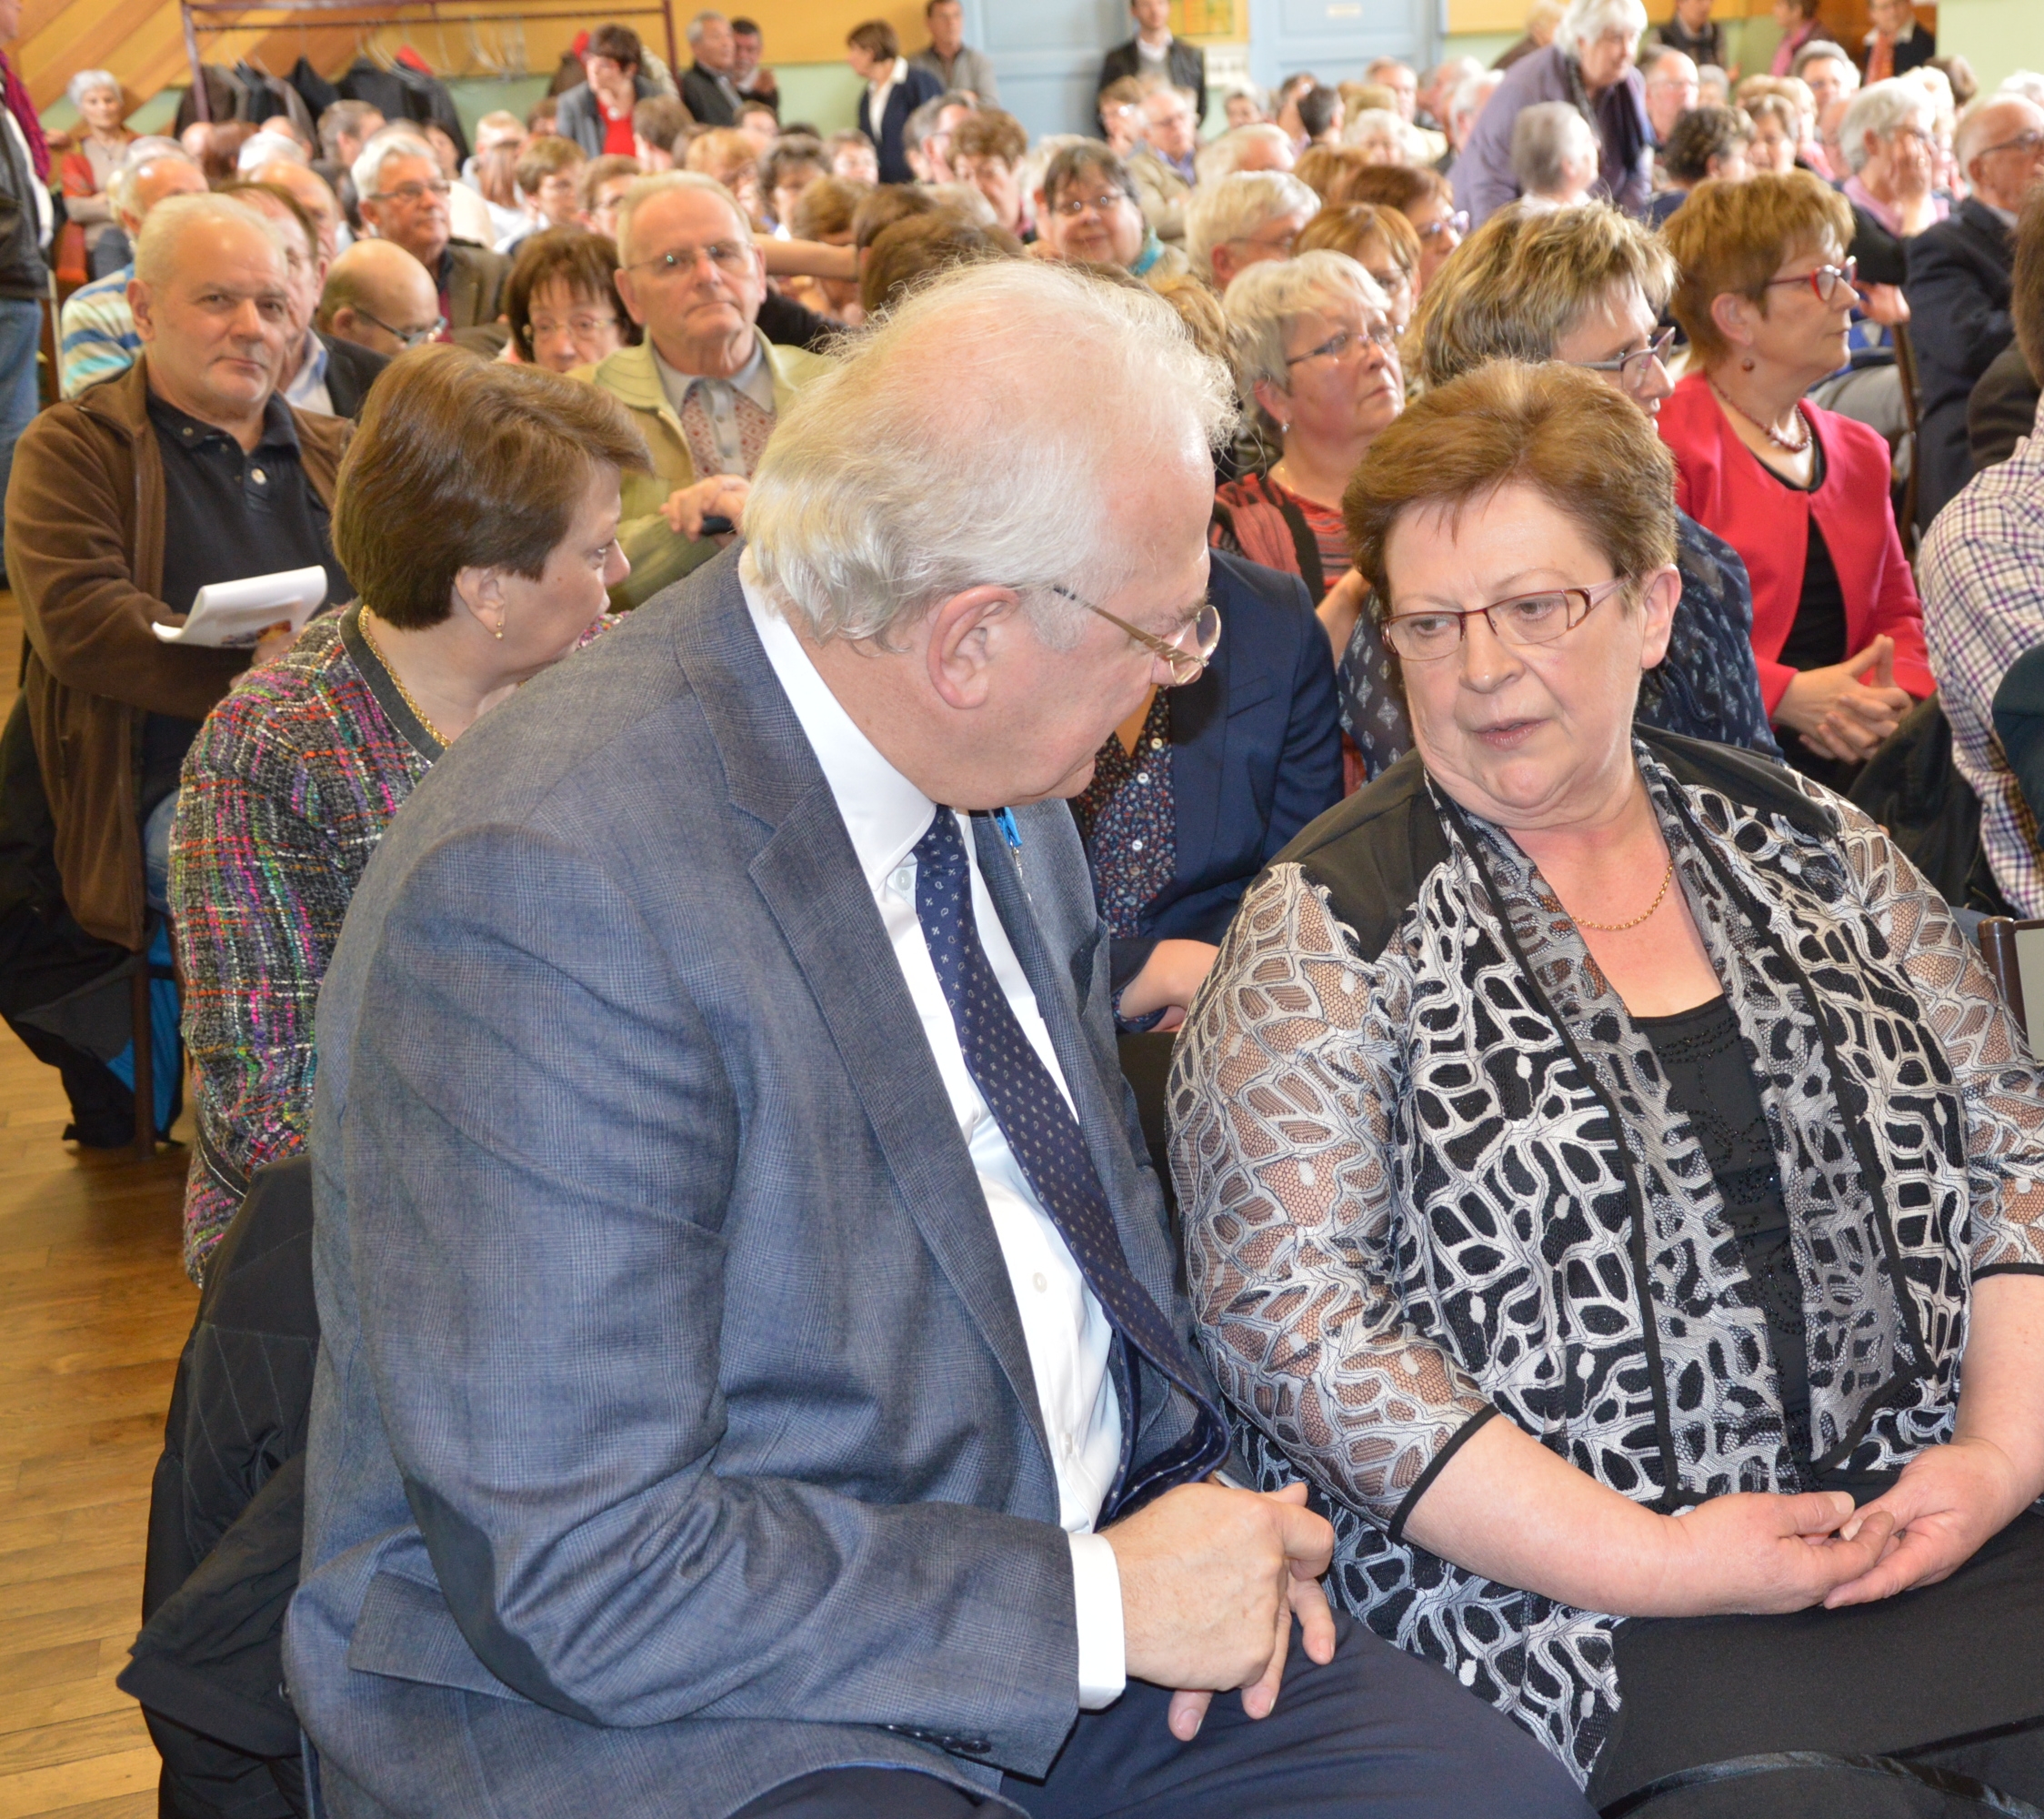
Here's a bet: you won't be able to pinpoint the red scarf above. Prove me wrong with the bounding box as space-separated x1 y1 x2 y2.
0 51 48 181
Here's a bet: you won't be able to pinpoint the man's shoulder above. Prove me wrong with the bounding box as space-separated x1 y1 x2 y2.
445 238 507 276
65 266 133 309
578 339 661 406
765 337 836 389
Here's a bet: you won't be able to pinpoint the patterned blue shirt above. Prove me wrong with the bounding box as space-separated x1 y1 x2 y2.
58 261 138 397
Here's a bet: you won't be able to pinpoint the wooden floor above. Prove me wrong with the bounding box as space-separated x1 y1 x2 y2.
0 588 192 1818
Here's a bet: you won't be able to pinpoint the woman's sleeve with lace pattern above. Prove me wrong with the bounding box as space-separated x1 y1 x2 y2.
1169 861 1495 1531
1831 802 2044 1274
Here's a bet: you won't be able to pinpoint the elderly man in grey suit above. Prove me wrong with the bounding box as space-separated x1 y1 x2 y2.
287 260 1590 1819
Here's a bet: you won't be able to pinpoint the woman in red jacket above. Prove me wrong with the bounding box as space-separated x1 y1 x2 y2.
1658 169 1929 788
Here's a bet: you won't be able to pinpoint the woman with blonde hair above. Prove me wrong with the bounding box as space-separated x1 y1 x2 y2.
1294 202 1420 334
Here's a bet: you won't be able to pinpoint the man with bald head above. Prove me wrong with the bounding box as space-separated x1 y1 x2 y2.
1639 46 1698 145
251 156 346 262
576 170 831 607
1906 90 2044 528
58 141 205 395
8 193 351 970
317 236 441 358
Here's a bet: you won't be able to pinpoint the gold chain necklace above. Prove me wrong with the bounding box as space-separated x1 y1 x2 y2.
1570 854 1675 933
356 609 452 749
1708 376 1811 454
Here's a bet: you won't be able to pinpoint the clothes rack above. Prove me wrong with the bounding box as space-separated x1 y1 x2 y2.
179 0 679 122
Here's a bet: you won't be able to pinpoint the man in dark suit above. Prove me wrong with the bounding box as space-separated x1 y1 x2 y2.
287 257 1591 1819
1969 337 2041 476
680 8 743 126
1097 0 1207 129
1905 91 2044 530
352 128 506 332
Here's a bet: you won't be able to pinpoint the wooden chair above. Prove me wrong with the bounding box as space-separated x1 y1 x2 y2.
1975 916 2044 1041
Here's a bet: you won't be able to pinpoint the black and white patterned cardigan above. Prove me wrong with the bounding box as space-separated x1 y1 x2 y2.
1169 731 2044 1784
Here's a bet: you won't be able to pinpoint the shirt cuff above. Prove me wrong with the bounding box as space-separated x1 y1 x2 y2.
1068 1530 1126 1709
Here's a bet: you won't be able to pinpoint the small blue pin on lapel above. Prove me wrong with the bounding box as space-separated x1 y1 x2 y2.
994 808 1022 851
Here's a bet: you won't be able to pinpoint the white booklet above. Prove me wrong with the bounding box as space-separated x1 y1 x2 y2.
152 565 329 648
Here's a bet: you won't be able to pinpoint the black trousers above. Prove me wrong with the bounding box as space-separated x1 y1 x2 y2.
733 1613 1592 1819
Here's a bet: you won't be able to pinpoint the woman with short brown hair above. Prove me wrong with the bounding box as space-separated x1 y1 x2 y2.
168 347 647 1278
1177 357 2044 1812
1658 169 1930 789
502 226 632 371
1294 202 1420 334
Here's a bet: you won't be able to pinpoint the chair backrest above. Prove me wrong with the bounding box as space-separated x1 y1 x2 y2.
1976 916 2044 1040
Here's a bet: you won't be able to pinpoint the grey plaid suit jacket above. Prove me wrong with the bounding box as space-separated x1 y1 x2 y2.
286 549 1215 1817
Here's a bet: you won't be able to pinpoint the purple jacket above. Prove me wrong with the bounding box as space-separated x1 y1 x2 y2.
1453 43 1652 226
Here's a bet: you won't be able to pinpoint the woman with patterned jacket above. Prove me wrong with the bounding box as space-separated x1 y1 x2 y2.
1172 363 2044 1812
169 346 645 1280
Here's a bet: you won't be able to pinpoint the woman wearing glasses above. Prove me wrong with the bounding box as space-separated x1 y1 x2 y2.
1173 360 2044 1810
1212 252 1404 773
1659 170 1930 789
1411 201 1777 759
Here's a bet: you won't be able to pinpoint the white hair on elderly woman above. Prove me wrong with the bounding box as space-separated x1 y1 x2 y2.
1221 248 1391 436
133 192 288 288
1184 170 1318 279
744 260 1236 647
65 69 121 112
1194 123 1294 185
1553 0 1648 59
1837 76 1937 173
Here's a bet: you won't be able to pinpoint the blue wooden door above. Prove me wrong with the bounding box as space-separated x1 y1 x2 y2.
977 0 1135 141
1247 0 1437 94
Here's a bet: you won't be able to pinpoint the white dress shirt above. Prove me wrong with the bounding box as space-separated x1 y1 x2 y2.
283 333 334 417
866 56 908 140
742 558 1127 1708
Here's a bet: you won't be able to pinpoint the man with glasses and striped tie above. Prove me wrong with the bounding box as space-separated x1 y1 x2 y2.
291 256 1590 1819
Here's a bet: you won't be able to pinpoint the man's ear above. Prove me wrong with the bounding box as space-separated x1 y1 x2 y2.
128 277 155 342
925 583 1026 711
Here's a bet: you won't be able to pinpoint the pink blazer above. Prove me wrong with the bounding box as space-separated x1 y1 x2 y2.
1658 373 1933 715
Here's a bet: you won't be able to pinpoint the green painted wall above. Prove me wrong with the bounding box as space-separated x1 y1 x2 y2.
1937 0 2044 93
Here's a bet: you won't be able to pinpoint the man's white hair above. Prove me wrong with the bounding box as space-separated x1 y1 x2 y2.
1511 100 1598 194
745 259 1235 646
1184 170 1318 278
110 138 195 219
237 129 308 174
1450 69 1505 130
686 8 727 45
350 125 440 206
134 192 286 289
1222 249 1390 436
1554 0 1648 59
1342 107 1406 149
1194 123 1293 184
1956 92 2044 169
2002 72 2044 113
612 170 751 266
1837 77 1935 174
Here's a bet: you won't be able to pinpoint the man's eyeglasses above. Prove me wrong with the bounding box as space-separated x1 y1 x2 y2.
1383 576 1628 662
1765 256 1857 303
1052 585 1221 685
1567 326 1676 392
1285 322 1399 367
1979 129 2044 159
370 179 451 205
626 241 755 276
1414 209 1470 241
354 307 446 349
1052 189 1133 217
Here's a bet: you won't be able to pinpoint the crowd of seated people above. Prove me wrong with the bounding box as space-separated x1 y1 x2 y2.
9 11 2044 1818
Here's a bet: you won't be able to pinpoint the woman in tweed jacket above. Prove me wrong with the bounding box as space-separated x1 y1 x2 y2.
170 347 645 1279
1172 363 2044 1808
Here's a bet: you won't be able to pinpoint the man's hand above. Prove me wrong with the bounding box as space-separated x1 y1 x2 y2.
1103 1480 1337 1740
660 476 749 540
1652 1490 1897 1615
1775 636 1912 761
1822 1438 2028 1607
1118 939 1219 1032
1855 280 1910 327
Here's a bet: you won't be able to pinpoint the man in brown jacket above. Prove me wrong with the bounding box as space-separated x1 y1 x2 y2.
5 192 351 955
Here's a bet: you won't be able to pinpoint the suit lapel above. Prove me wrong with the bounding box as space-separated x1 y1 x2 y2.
675 565 1051 1461
1166 633 1231 894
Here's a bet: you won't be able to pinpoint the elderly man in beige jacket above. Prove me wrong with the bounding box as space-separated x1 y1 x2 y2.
574 171 830 607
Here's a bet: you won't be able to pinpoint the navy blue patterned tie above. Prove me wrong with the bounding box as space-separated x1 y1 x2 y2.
912 807 1227 1516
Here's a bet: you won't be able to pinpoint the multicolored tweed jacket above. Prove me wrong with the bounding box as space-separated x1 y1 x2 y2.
169 607 442 1281
1170 731 2044 1784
